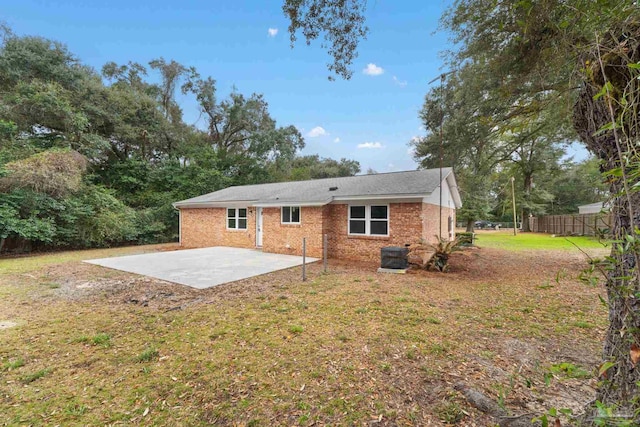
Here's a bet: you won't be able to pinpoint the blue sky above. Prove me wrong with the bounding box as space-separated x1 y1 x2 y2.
2 0 586 172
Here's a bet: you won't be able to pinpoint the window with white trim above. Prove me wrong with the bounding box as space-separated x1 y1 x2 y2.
281 206 301 224
227 208 247 230
348 205 389 236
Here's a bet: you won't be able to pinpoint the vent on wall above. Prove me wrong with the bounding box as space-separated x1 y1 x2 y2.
329 186 338 191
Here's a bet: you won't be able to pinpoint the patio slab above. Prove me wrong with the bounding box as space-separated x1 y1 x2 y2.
84 247 318 289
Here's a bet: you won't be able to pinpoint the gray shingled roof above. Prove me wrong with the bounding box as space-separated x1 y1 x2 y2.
173 168 453 207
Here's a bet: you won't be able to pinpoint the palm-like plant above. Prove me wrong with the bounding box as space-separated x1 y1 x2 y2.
425 236 464 272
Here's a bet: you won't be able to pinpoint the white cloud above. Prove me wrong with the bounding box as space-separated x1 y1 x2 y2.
410 136 421 144
407 147 416 156
307 126 327 138
358 142 383 149
393 76 407 87
363 63 384 76
333 137 341 143
268 28 278 37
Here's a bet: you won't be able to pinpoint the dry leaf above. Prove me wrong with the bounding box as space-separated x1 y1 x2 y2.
143 407 149 417
631 343 640 367
554 418 561 427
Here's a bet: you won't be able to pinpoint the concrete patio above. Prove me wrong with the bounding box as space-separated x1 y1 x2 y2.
84 247 318 289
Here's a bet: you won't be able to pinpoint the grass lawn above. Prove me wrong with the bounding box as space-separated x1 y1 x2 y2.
0 240 609 426
473 230 609 251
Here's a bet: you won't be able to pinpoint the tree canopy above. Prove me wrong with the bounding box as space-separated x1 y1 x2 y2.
0 28 360 252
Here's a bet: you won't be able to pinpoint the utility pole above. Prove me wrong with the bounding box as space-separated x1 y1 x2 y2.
511 176 517 236
428 72 452 239
438 73 445 239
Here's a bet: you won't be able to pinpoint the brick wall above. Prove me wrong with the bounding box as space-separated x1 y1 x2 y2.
325 203 425 263
422 203 456 243
180 203 456 264
261 207 325 258
180 208 256 249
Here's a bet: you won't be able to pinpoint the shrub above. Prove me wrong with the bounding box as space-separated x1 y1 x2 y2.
455 232 475 246
425 236 464 272
0 149 87 197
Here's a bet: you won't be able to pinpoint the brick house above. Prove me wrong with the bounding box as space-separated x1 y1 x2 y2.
173 168 462 263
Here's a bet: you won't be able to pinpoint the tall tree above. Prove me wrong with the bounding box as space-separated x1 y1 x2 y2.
412 62 515 231
506 114 568 231
550 158 607 214
184 77 305 183
283 154 360 181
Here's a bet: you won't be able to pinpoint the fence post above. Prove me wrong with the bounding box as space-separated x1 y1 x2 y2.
302 237 306 282
323 234 328 273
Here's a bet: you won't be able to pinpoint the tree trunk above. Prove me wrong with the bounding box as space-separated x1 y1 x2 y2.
466 218 475 232
522 173 533 232
573 26 640 423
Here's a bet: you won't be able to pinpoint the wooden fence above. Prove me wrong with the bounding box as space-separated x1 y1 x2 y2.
531 213 612 236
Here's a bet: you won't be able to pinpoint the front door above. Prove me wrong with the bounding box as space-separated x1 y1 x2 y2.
256 207 263 247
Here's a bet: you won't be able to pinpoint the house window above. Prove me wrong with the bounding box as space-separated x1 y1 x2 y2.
348 205 389 236
227 208 247 230
281 206 301 224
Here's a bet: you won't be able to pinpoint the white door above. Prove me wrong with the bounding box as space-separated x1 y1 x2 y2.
256 207 263 247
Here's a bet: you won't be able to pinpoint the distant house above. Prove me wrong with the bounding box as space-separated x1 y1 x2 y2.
578 202 608 215
173 168 462 263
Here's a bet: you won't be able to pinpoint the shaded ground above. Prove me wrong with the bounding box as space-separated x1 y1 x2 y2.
0 237 608 426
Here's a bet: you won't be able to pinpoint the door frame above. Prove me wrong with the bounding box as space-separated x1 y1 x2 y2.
256 207 263 247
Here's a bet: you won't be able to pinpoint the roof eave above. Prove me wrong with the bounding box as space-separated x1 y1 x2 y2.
331 193 430 202
444 172 463 209
173 200 258 209
253 200 332 207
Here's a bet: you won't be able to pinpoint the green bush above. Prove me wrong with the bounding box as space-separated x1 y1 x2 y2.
455 232 475 246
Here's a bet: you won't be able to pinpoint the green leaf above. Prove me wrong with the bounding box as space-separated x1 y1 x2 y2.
627 62 640 70
598 294 608 307
594 121 616 136
598 361 615 377
593 81 613 101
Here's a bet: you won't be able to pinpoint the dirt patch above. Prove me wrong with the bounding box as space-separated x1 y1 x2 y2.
0 320 17 330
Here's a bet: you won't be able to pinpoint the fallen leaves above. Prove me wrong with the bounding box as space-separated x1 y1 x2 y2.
0 242 609 426
631 343 640 367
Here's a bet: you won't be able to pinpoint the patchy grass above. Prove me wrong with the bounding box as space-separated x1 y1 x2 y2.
0 242 609 425
0 243 178 276
135 347 160 363
21 368 51 384
549 362 592 380
74 332 112 347
2 358 24 371
474 231 608 251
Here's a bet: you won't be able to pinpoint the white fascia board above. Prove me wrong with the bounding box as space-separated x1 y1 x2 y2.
331 194 428 203
173 200 257 209
253 200 331 208
445 173 463 209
